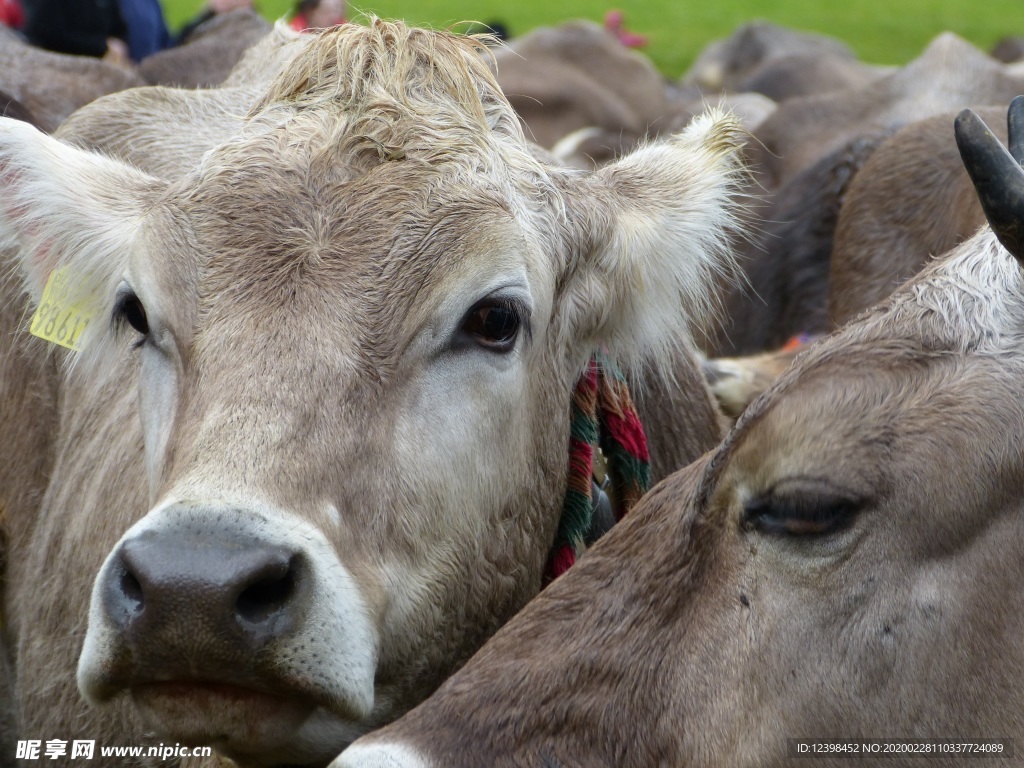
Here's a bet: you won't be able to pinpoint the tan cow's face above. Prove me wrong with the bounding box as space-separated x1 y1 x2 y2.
75 170 571 763
338 228 1024 768
0 22 746 766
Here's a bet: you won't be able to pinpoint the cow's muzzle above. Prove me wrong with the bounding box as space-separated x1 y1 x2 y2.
78 502 377 765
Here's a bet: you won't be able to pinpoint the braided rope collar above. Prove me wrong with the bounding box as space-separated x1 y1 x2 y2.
544 352 651 584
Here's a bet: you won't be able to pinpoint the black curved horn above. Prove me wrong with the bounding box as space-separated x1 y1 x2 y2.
1008 94 1024 165
955 105 1024 260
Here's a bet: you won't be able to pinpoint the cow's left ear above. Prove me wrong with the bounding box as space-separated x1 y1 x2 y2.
0 117 166 304
555 109 748 373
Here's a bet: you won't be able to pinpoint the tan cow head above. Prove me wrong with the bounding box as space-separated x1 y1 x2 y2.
0 20 745 766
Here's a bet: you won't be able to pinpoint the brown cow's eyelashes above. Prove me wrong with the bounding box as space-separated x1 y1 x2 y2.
458 298 527 353
112 290 150 340
742 487 862 538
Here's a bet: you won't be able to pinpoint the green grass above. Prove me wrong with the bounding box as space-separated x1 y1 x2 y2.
160 0 1023 77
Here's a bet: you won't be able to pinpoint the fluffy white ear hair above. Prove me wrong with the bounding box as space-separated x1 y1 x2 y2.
556 108 749 374
0 117 165 320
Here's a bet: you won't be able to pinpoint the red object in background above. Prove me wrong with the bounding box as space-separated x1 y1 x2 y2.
290 0 346 32
0 0 24 28
604 9 648 48
290 13 346 32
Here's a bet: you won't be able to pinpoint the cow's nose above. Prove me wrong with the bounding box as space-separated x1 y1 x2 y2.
104 528 306 649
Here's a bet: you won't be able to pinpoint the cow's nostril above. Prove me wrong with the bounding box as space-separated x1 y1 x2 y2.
119 567 145 609
236 564 297 624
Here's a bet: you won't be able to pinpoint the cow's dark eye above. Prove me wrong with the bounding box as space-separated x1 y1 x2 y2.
742 484 862 537
113 291 149 338
459 299 524 353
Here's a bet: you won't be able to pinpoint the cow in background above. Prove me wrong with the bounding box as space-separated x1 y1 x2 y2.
703 33 1024 363
749 32 1024 188
137 9 271 89
491 20 672 168
0 25 144 133
828 107 1001 327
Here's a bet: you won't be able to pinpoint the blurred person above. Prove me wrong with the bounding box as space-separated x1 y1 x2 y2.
290 0 345 32
177 0 253 43
21 0 128 59
0 0 24 28
117 0 171 61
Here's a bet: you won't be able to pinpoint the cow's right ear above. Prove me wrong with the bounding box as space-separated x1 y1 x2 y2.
550 109 749 377
0 117 166 305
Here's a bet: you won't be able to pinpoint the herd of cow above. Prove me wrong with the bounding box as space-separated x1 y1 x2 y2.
2 9 1024 767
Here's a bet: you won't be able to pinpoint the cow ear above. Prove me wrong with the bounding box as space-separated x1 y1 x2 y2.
557 109 748 374
0 118 165 305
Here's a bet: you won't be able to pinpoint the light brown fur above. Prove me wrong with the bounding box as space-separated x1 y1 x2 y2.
0 269 60 762
57 25 305 181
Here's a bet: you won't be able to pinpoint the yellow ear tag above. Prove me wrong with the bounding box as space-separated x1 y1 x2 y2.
29 267 100 352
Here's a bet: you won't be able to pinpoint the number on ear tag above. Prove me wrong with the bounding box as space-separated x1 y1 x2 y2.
29 267 100 352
